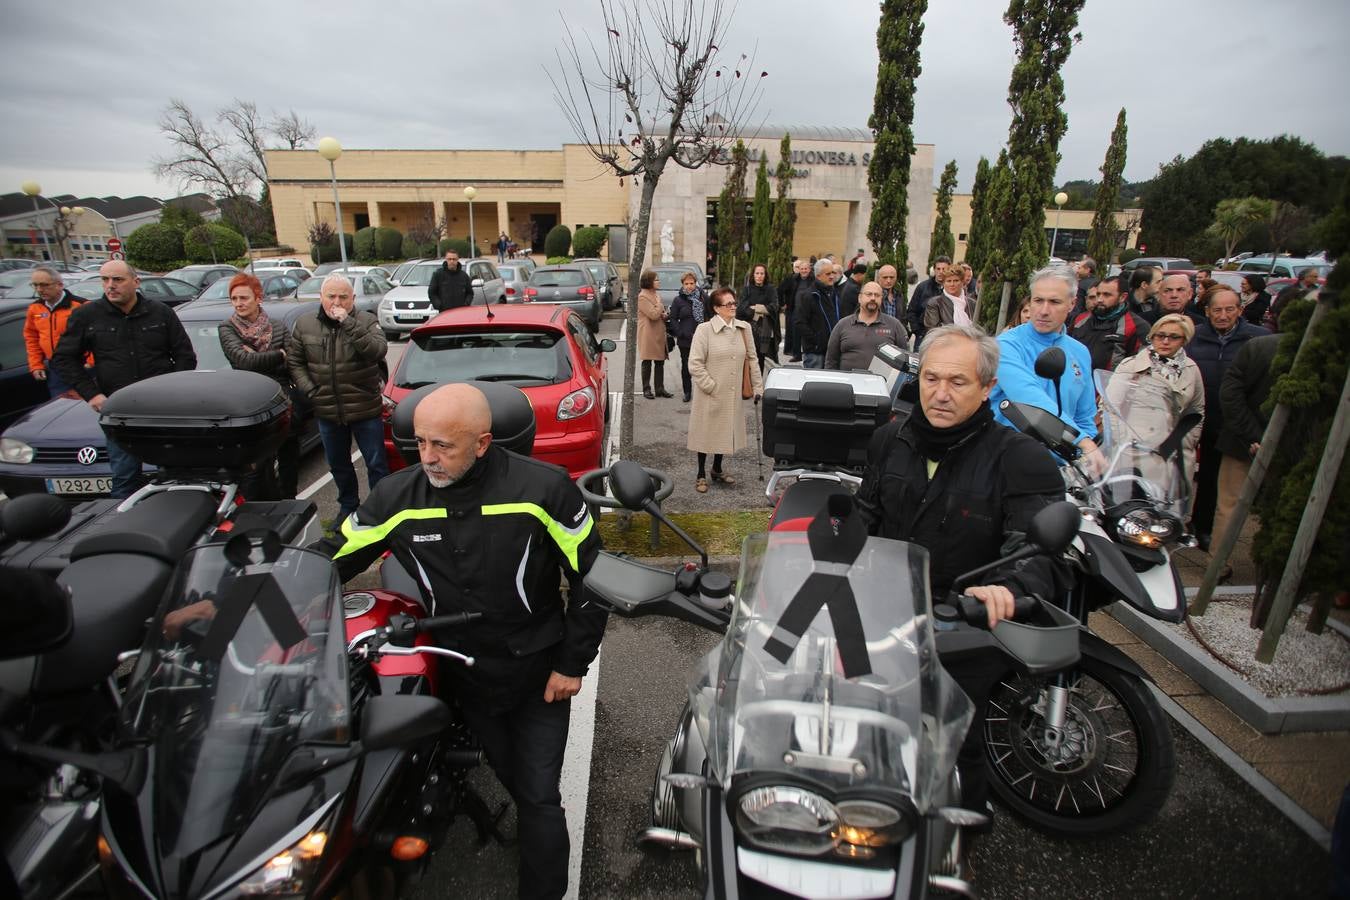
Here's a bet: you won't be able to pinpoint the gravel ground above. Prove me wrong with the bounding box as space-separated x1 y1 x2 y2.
1170 596 1350 696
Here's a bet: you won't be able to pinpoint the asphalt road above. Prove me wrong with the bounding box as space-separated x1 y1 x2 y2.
306 312 1331 899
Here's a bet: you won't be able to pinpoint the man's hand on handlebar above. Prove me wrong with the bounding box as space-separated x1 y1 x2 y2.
544 671 582 703
962 584 1016 628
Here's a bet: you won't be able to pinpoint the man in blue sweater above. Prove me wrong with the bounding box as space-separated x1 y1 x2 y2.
990 265 1101 463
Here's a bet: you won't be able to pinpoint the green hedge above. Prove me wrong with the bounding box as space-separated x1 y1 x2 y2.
573 226 607 258
438 237 482 257
126 222 185 271
354 226 378 262
1118 248 1141 264
544 224 572 258
545 256 573 265
374 227 403 260
311 233 354 265
403 232 438 259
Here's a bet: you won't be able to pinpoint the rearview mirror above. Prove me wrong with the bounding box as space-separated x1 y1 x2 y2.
1033 347 1066 381
360 694 451 753
599 339 617 353
609 460 657 511
1026 501 1081 553
471 277 484 288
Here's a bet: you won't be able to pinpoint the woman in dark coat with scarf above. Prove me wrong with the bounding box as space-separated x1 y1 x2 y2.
1239 274 1271 328
737 262 780 371
667 271 709 402
217 272 302 499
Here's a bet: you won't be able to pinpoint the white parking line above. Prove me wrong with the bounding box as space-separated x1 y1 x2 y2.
296 450 361 500
561 645 601 900
617 318 627 344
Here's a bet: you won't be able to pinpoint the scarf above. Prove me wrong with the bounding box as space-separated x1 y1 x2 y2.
684 288 705 323
907 400 994 461
943 291 970 326
231 308 273 352
1147 346 1187 383
1092 300 1128 325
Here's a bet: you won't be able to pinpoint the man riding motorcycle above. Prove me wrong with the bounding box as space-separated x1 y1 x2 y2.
855 324 1071 820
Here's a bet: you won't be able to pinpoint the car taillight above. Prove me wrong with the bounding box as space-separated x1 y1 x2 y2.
381 394 397 421
525 287 537 301
506 286 516 295
557 386 596 420
578 285 594 296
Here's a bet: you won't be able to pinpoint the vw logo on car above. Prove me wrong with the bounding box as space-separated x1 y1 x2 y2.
77 446 99 466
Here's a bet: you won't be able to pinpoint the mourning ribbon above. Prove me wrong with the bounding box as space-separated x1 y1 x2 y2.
199 530 306 661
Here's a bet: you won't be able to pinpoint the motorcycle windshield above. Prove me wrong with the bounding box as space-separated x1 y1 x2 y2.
119 541 350 858
1092 367 1191 519
690 533 972 813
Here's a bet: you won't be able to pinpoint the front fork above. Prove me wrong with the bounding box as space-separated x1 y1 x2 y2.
1037 676 1073 751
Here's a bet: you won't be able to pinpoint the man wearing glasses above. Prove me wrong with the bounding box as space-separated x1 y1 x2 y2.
22 265 85 397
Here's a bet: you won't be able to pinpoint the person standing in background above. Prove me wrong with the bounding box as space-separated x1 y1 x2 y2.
687 288 762 492
23 265 84 397
636 269 673 399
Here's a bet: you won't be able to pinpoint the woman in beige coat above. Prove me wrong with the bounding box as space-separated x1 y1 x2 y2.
687 287 764 492
635 269 673 398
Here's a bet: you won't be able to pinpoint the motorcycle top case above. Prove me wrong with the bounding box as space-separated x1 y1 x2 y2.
760 368 891 469
100 370 291 472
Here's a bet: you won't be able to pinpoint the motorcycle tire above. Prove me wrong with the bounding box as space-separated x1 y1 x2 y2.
982 656 1175 837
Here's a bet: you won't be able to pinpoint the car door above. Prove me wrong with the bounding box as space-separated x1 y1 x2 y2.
474 262 505 304
566 313 607 400
0 308 50 429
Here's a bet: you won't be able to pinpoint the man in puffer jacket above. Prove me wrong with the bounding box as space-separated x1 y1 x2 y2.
287 273 389 524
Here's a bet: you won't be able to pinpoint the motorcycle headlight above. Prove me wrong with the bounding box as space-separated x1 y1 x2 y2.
237 828 329 896
0 437 34 464
834 799 912 854
736 786 838 856
1114 509 1176 548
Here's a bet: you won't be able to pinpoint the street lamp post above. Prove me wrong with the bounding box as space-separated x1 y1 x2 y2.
53 206 85 266
463 186 477 255
20 181 54 262
1051 191 1069 261
317 137 348 273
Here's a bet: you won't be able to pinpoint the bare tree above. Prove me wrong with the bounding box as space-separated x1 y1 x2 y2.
153 98 249 199
550 0 764 457
219 99 269 188
269 109 316 150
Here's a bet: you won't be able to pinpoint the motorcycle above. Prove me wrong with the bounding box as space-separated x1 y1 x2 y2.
989 354 1203 836
584 459 1083 898
0 369 321 899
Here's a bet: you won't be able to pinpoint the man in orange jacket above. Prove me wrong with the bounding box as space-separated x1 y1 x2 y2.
23 266 85 397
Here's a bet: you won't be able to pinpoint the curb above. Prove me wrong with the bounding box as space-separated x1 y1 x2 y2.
1110 598 1350 735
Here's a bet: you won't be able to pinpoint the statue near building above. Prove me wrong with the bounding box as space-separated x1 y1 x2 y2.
660 220 675 263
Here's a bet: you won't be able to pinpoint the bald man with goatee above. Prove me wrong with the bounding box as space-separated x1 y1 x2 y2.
322 383 604 900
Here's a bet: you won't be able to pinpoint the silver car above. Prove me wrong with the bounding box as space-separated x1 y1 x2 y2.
497 261 531 303
295 271 393 316
377 258 506 339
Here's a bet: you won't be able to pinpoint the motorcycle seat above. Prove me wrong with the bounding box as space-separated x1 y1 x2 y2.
68 490 219 564
770 478 852 531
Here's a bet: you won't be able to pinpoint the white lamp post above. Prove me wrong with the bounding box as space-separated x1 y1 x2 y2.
20 181 54 262
317 137 348 273
463 186 478 255
1051 190 1069 261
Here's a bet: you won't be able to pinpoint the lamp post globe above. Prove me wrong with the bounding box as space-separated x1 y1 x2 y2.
463 186 478 254
1051 192 1069 261
317 137 342 162
21 181 40 197
317 138 348 271
1054 191 1069 207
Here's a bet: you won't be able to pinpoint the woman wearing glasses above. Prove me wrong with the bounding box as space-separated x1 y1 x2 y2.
686 287 763 493
1104 313 1205 511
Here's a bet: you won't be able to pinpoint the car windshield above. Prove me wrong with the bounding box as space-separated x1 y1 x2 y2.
1295 264 1331 278
1167 259 1194 269
653 267 693 287
197 278 233 301
68 280 104 300
297 274 357 296
182 322 231 369
499 267 518 280
399 329 568 386
691 532 971 813
167 269 211 287
400 265 441 287
532 270 585 288
119 540 348 857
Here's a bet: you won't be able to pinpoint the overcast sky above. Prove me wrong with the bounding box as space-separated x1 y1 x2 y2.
2 0 1345 201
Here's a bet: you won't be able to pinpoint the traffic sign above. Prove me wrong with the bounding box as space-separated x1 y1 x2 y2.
106 238 122 253
110 251 126 261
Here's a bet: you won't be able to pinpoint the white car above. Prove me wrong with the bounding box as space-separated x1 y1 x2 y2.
377 259 505 340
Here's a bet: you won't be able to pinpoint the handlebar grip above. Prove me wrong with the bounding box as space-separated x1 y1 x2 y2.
418 612 483 632
956 594 1039 627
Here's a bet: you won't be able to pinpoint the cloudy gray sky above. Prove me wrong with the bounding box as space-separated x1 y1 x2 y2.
2 0 1345 201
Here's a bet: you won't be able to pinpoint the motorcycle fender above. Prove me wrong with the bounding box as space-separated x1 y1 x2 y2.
1132 548 1186 623
669 703 709 844
1080 630 1151 683
1078 528 1180 622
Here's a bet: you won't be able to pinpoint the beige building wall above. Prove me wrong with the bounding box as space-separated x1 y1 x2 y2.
939 193 1142 267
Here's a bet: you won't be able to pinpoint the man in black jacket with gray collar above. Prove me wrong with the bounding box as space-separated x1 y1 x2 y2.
428 249 474 310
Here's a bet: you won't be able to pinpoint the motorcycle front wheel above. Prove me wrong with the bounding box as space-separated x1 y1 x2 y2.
982 657 1175 836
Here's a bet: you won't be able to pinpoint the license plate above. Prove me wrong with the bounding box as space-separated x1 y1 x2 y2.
46 477 112 494
397 315 426 323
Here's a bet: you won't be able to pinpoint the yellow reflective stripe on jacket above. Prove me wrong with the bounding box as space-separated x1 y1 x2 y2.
480 502 593 572
332 508 447 560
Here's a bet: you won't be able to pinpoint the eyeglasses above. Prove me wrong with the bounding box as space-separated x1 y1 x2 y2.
1151 332 1186 342
30 281 58 289
715 302 736 308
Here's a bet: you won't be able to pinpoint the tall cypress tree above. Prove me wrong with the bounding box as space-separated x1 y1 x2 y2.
715 140 750 288
928 160 958 267
768 133 795 282
989 0 1085 295
750 155 772 267
1087 108 1129 266
965 155 993 275
867 0 927 270
977 150 1014 329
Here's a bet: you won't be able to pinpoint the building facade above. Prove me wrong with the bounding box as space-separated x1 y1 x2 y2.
943 193 1142 266
265 128 936 273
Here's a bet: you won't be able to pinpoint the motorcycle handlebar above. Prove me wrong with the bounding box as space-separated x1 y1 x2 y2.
938 594 1040 628
417 612 483 632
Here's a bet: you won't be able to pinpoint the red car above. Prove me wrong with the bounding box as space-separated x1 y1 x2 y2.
382 304 613 479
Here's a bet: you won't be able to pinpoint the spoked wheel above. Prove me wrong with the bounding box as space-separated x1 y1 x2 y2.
983 657 1175 837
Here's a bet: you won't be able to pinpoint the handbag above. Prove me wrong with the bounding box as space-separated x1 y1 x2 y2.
740 328 756 399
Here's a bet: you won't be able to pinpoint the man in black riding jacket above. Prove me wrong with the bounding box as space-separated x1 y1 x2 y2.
320 383 603 900
856 323 1069 820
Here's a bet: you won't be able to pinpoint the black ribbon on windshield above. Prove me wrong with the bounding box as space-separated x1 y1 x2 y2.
198 530 306 662
763 494 872 679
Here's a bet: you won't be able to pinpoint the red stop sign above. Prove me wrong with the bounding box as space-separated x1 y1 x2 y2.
106 238 122 252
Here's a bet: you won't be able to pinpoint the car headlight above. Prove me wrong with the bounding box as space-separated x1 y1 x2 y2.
1114 509 1176 548
237 827 328 895
0 437 34 464
736 785 838 856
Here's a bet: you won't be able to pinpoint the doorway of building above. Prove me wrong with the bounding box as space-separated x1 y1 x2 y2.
353 212 371 231
529 213 557 254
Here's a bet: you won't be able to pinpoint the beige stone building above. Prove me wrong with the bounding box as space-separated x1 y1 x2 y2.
265 128 936 272
940 193 1142 266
